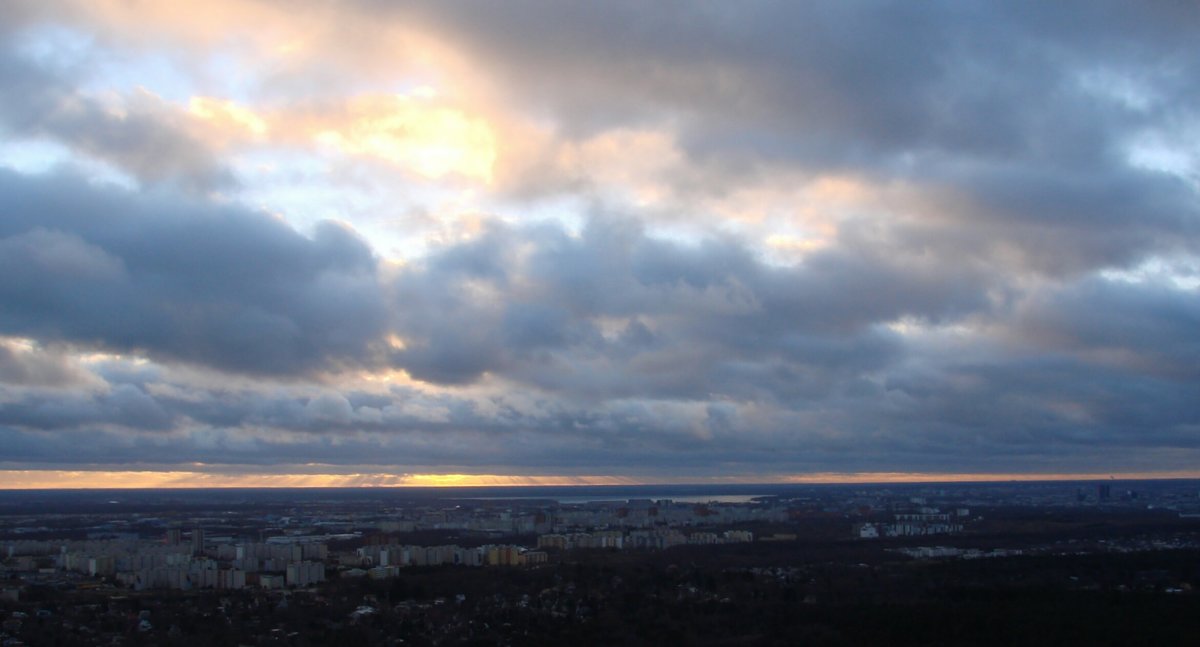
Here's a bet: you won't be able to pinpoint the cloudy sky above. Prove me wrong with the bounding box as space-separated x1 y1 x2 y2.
1 1 1198 488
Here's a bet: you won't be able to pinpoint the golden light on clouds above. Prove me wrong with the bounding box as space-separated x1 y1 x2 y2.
0 336 37 352
385 334 408 351
189 97 268 138
316 95 497 182
187 90 500 183
555 129 682 205
765 234 829 258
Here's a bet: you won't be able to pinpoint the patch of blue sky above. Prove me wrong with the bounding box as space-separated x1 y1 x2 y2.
1076 66 1160 113
227 151 411 252
0 138 133 189
199 50 262 104
12 23 194 104
1127 138 1198 186
80 49 199 104
1100 257 1200 291
0 139 76 175
0 135 136 190
646 219 720 249
73 158 139 192
231 155 342 221
10 23 93 72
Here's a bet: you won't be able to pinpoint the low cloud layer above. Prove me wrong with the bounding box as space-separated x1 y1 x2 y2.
0 170 388 376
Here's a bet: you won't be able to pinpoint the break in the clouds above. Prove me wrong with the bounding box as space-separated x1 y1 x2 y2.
0 1 1198 484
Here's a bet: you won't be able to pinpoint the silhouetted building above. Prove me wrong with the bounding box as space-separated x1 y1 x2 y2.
191 528 205 556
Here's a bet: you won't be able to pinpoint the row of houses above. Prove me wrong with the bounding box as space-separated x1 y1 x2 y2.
352 543 548 575
856 512 965 539
536 528 754 551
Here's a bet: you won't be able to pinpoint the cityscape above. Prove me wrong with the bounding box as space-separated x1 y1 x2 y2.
3 481 1199 643
3 1 1200 644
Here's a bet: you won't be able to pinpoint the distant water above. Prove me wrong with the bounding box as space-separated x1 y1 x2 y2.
474 494 767 504
0 484 794 513
3 479 1198 514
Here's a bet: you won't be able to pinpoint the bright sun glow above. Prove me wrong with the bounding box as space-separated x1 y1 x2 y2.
316 95 496 182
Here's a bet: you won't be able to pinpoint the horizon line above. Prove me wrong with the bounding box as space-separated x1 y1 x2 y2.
1 469 1199 490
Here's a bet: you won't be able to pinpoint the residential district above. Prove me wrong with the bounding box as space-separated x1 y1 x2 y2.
2 480 1199 645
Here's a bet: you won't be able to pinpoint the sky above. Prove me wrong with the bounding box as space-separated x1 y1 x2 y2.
1 1 1199 488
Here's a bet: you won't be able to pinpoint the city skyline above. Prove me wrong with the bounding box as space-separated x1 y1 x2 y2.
2 1 1199 488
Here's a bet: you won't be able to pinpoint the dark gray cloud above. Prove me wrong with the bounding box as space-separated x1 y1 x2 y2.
391 0 1200 278
375 217 1200 474
395 1 1199 156
901 160 1200 277
0 169 388 376
1009 277 1200 381
868 354 1200 475
2 254 1198 476
0 384 171 431
2 344 1197 476
391 216 984 399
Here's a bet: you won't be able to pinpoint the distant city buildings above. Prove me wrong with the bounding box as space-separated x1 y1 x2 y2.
856 508 969 539
190 528 205 556
285 561 325 587
0 498 769 590
4 481 1196 594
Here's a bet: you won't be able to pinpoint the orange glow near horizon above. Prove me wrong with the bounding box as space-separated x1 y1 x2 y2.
0 471 636 490
0 470 1197 490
